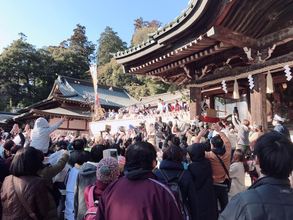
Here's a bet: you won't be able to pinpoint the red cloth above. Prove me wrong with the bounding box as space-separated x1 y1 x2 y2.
201 116 220 123
84 180 109 208
95 172 183 220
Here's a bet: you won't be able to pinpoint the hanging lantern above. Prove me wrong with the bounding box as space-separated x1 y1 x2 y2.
266 71 274 94
233 79 239 99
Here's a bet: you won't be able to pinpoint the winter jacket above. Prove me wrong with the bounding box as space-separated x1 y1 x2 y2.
205 131 231 183
228 162 246 199
154 160 198 220
274 124 290 139
187 143 217 220
74 162 98 220
95 171 184 220
84 179 109 208
31 117 63 153
37 153 69 220
65 167 80 220
1 175 50 220
220 177 293 220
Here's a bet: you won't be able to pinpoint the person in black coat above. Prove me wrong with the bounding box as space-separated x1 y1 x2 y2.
220 131 293 220
154 145 198 220
187 143 218 220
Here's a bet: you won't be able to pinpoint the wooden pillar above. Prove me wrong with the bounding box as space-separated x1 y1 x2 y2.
250 74 268 132
190 87 201 120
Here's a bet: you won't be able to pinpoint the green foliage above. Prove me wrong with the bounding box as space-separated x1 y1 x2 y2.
133 17 162 33
61 24 96 64
97 27 127 67
131 26 158 46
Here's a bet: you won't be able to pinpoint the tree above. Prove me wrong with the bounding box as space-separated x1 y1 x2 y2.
62 24 96 64
131 26 158 46
133 17 162 32
97 26 127 67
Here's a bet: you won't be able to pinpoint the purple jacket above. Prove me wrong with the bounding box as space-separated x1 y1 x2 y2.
95 171 184 220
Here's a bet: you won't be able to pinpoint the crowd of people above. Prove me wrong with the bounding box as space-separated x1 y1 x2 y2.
100 98 191 121
0 112 293 220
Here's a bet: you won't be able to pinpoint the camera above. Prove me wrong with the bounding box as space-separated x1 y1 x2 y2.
103 149 118 160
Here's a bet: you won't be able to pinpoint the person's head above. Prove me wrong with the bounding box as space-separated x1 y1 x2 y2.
171 136 180 146
254 131 293 178
76 151 91 166
96 157 120 184
187 143 206 162
91 144 105 162
211 135 224 149
10 147 43 177
255 125 263 132
158 116 162 122
3 140 15 154
231 149 249 172
272 114 284 126
72 139 85 151
57 140 68 151
124 141 156 171
82 137 88 148
10 145 23 155
163 145 183 162
241 119 250 127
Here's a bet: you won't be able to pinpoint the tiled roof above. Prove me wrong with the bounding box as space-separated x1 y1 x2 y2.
113 0 195 58
52 76 137 108
0 112 19 123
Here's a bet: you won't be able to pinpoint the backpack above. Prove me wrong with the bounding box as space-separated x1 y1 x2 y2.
84 185 99 220
159 169 190 220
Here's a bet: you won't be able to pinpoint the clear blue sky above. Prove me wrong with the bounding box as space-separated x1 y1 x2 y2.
0 0 189 54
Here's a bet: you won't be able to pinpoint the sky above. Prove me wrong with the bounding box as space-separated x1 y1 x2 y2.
0 0 189 54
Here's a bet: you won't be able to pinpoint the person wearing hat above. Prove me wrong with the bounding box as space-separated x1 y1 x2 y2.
273 114 290 139
84 157 120 208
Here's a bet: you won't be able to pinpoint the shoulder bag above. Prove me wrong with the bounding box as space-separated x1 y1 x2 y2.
212 152 231 192
12 176 38 220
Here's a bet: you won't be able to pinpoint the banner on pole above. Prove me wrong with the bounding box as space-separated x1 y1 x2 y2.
90 65 104 121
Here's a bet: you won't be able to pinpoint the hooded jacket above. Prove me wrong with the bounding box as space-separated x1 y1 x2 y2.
187 144 217 220
95 171 184 220
30 117 62 153
220 177 293 220
74 162 98 220
154 160 198 220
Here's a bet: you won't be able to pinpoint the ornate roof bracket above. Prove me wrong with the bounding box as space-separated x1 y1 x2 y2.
207 26 257 48
242 45 276 64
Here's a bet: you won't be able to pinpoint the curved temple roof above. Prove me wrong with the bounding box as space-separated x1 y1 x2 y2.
114 0 293 86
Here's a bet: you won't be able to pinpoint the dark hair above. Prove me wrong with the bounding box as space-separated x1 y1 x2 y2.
124 138 132 148
163 145 183 162
72 139 85 151
109 144 121 156
134 134 142 143
171 136 180 146
3 140 15 152
57 140 68 151
83 137 88 147
124 142 156 171
231 149 249 172
10 145 23 155
76 151 91 166
211 135 224 149
217 121 224 128
91 144 105 162
10 147 43 177
254 131 293 178
158 142 163 149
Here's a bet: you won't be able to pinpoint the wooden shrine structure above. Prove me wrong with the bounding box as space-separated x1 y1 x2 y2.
114 0 293 132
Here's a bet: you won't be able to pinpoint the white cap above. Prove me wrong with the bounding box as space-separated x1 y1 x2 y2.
273 114 285 122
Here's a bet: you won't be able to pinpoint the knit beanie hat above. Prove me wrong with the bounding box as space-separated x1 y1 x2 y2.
96 157 120 184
